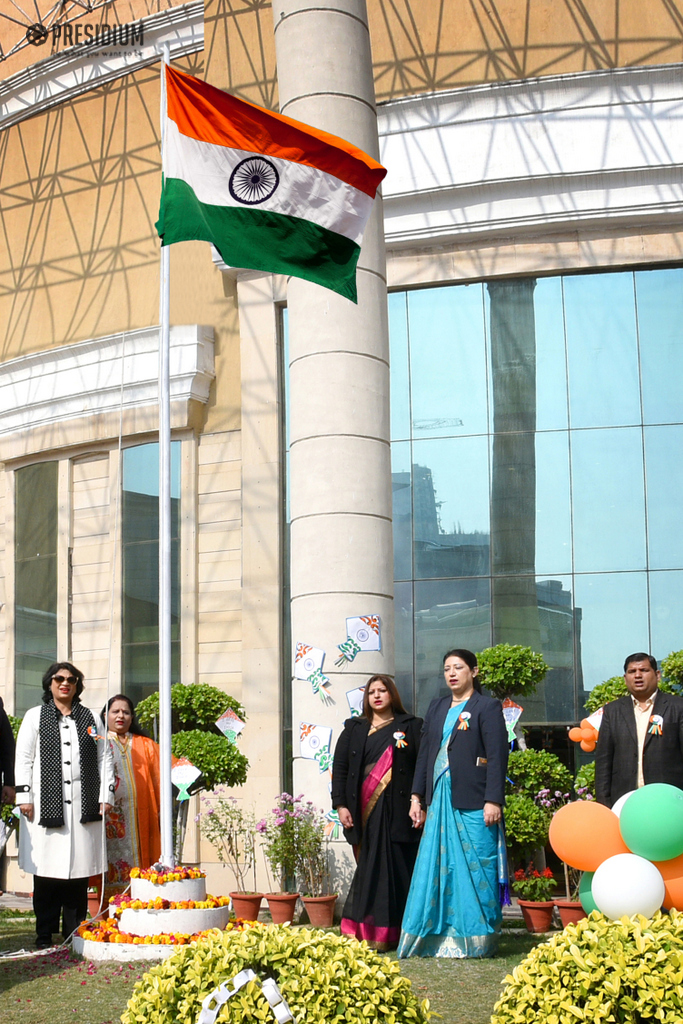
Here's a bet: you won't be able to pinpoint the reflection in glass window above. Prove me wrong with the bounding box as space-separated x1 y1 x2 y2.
389 292 410 442
572 573 648 695
571 427 646 573
394 581 413 711
535 432 571 575
414 578 491 715
408 285 488 438
564 273 641 429
533 277 569 431
636 268 683 426
391 443 412 581
15 462 58 714
649 571 683 658
645 426 683 570
122 443 181 706
412 436 490 579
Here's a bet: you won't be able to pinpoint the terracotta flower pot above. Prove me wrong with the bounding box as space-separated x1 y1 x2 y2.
554 899 586 928
301 894 338 928
229 891 263 921
517 899 556 933
266 892 299 924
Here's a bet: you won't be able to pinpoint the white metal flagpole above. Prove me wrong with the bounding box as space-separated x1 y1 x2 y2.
158 42 174 867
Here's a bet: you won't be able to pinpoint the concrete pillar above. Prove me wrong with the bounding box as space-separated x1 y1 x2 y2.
272 1 394 850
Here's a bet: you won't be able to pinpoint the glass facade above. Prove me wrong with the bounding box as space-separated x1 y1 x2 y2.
391 268 683 721
14 462 59 714
121 442 181 705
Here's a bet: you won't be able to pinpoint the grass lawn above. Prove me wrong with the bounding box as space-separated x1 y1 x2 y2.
0 911 543 1024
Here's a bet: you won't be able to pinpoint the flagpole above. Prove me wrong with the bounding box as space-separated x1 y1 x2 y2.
158 42 174 868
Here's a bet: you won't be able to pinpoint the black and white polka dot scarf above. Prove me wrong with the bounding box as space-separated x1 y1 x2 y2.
38 698 102 827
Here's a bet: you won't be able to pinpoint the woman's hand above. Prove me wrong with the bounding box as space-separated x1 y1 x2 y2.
337 806 353 829
18 803 34 821
100 803 113 816
483 801 502 826
409 796 426 828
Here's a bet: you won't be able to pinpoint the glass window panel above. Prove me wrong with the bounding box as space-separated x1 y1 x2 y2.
414 578 491 715
412 436 490 579
392 442 412 582
535 432 572 575
408 284 488 438
636 268 683 425
564 272 641 428
15 462 58 715
389 291 411 441
571 427 646 572
534 277 569 431
491 568 576 724
649 571 683 660
491 430 537 576
486 279 539 437
645 425 683 570
394 581 413 711
122 443 181 696
573 572 648 699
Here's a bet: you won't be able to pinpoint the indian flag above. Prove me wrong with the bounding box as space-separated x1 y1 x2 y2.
156 66 387 302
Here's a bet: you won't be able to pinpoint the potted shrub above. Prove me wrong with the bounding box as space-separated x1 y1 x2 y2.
513 863 557 932
295 800 337 927
476 644 548 748
198 787 262 920
257 793 303 923
504 749 572 869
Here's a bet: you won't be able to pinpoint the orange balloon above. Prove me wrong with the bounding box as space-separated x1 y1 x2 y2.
580 727 596 740
655 854 683 910
580 739 596 752
580 719 591 730
549 800 630 871
568 727 583 742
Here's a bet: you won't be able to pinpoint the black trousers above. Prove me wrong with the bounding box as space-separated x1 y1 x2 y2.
33 875 88 944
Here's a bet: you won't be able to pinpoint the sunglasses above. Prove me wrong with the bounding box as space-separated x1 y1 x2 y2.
53 674 78 685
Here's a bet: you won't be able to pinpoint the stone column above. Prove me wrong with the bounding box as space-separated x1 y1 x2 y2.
272 1 394 849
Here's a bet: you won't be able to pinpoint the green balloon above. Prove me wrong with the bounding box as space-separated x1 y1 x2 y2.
579 871 598 914
619 783 683 862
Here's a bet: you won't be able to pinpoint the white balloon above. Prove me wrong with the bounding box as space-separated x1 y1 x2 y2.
592 853 665 920
611 791 638 818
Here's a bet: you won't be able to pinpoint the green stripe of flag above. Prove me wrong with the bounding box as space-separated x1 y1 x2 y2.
156 177 361 302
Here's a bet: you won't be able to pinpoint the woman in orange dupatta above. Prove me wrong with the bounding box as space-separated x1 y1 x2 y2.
102 695 162 881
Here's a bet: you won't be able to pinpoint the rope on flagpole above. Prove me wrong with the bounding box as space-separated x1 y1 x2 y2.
158 41 174 868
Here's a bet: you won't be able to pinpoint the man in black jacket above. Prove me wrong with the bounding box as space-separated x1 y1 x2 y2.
595 652 683 807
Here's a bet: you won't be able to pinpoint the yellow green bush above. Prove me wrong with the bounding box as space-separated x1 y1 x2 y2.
121 923 431 1024
491 910 683 1024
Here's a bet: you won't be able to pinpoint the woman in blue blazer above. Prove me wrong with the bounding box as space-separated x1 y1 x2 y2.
397 649 508 958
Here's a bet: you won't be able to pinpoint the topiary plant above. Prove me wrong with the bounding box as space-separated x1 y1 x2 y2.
476 644 548 701
506 749 573 802
136 683 249 861
492 911 683 1024
662 650 683 693
121 923 432 1024
585 674 677 713
504 793 552 867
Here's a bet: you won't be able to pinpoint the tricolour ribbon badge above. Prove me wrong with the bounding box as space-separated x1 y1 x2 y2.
457 711 471 731
648 713 663 736
393 730 407 749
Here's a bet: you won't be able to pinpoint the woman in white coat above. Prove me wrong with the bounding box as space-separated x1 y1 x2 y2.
15 662 115 947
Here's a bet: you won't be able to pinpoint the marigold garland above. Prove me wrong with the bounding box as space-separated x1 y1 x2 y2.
129 865 205 884
77 917 248 945
110 895 230 914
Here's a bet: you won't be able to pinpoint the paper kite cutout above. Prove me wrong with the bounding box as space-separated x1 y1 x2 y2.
215 708 245 743
299 722 333 761
335 615 381 666
294 643 325 681
171 757 202 801
346 686 365 717
501 698 523 744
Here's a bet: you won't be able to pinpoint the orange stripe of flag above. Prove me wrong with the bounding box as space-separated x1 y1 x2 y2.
165 66 386 199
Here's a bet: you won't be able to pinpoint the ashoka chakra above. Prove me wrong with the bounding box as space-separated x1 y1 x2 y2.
229 157 280 205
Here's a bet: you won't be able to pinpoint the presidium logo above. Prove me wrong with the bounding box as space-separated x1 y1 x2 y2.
25 20 144 49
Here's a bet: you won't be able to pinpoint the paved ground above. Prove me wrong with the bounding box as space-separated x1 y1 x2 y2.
0 892 32 910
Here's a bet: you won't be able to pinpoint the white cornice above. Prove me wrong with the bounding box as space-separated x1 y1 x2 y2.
378 63 683 247
0 325 215 439
0 1 204 131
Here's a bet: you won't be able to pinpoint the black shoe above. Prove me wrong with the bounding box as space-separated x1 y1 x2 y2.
36 937 53 949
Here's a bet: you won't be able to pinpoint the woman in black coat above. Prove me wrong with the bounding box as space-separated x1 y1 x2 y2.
397 649 508 959
332 674 422 950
